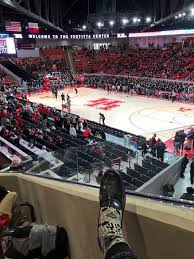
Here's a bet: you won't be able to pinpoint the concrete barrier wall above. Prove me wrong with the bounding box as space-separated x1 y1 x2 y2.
137 157 183 195
0 173 194 259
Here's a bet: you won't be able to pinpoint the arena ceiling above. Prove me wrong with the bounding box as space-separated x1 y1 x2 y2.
0 0 193 33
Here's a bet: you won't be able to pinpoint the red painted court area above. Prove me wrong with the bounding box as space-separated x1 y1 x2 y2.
85 98 124 111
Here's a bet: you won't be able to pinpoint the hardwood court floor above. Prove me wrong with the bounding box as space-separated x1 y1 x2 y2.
28 87 194 142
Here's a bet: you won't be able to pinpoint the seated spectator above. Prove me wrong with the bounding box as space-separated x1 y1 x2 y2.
163 183 175 197
92 143 105 159
180 187 194 201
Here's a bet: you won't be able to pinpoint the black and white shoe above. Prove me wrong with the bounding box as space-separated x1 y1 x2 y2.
98 169 126 254
99 169 126 210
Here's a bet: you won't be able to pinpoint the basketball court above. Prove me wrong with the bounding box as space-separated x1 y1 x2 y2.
28 86 194 142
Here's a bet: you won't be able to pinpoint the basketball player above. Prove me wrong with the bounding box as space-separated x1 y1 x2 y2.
61 93 65 103
67 97 71 113
75 88 78 96
53 87 58 100
107 85 110 95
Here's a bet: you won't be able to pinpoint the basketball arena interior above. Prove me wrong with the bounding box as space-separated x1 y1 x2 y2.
1 0 194 258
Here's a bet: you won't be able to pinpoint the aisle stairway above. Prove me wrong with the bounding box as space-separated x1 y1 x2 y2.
64 47 76 77
0 60 33 82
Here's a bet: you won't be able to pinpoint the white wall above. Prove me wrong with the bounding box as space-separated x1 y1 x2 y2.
36 39 69 48
31 35 187 50
17 48 40 58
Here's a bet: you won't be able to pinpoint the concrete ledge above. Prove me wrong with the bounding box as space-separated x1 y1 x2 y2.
1 173 194 259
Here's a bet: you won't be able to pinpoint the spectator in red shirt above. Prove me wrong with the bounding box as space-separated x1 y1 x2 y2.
83 128 91 138
17 116 23 127
43 106 49 114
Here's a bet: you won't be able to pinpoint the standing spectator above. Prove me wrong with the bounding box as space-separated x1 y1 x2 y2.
83 119 88 130
180 154 189 178
69 124 77 137
141 140 148 157
149 134 157 156
179 130 187 151
174 131 180 152
99 113 106 125
190 159 194 184
100 129 106 140
156 139 166 161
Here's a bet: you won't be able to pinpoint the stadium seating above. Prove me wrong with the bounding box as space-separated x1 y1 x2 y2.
73 43 194 79
1 97 142 182
41 48 64 58
146 156 169 169
142 160 163 174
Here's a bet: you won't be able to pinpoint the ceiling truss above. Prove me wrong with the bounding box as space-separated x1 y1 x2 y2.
0 0 64 32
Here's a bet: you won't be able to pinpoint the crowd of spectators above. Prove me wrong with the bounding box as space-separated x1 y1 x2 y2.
0 47 74 94
0 95 107 162
13 56 71 80
85 74 194 101
73 43 194 80
0 70 20 93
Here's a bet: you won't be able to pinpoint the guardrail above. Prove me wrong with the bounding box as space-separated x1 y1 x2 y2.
0 137 33 172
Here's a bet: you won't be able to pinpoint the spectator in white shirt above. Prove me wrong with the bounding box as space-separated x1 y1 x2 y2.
69 124 77 137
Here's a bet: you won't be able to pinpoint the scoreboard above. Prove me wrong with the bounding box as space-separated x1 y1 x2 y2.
0 37 16 55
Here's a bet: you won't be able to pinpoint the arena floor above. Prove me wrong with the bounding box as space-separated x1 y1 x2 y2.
28 87 194 142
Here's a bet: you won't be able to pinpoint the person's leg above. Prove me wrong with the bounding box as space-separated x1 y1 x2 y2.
98 170 138 259
190 173 193 185
0 192 17 218
180 167 185 178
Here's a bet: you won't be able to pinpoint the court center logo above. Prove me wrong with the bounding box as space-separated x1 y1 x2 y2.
85 98 124 111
